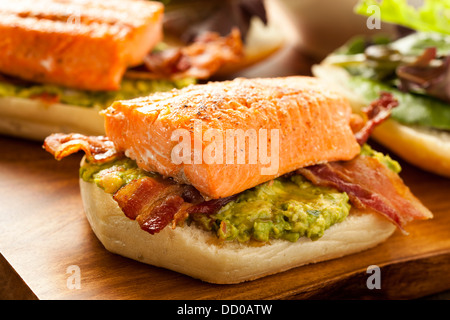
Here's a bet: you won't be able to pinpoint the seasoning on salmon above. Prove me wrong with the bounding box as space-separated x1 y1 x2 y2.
0 0 164 91
102 76 362 199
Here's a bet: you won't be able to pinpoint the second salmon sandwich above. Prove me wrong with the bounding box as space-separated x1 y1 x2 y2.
0 0 244 141
43 76 432 284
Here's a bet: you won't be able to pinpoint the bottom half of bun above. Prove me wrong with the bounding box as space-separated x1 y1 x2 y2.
312 64 450 178
0 97 104 141
80 178 396 284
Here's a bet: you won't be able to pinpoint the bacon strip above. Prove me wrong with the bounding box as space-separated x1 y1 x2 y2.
298 155 433 232
354 92 399 145
140 195 186 234
112 176 236 235
43 133 121 163
113 177 188 234
43 133 235 235
126 28 244 80
186 195 238 216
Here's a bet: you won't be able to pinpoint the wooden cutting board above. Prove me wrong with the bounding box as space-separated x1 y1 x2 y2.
1 133 450 300
1 42 450 300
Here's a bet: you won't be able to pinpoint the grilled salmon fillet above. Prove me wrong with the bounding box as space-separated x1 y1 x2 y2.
103 76 361 199
0 0 163 91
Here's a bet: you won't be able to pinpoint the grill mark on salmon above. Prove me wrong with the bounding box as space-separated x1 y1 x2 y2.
103 76 361 199
0 0 156 27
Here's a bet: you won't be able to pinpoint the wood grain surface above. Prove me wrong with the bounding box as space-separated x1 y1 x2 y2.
0 130 449 300
0 44 449 300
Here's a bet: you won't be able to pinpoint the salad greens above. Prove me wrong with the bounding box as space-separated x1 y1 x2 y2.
355 0 450 35
326 1 450 130
348 76 450 130
331 33 450 130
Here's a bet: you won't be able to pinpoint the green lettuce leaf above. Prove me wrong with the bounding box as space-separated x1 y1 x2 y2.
348 75 450 130
354 0 450 35
389 31 450 56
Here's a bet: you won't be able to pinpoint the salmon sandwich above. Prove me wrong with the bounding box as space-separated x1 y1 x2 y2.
313 0 450 178
44 76 432 284
0 0 244 141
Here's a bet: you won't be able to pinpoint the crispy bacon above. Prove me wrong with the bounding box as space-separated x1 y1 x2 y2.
112 176 237 235
112 177 177 220
331 93 431 231
140 195 186 234
113 177 188 234
43 133 121 163
30 92 60 104
186 195 238 216
126 28 244 80
43 133 235 235
354 92 399 145
298 155 433 232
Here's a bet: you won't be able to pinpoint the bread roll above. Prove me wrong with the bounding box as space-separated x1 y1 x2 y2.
80 178 396 284
0 97 104 141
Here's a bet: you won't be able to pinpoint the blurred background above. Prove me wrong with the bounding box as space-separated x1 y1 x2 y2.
159 0 400 78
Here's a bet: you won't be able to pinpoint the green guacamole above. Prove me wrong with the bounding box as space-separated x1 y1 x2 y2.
80 158 155 194
194 175 350 243
0 77 195 109
360 144 401 174
80 144 401 243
